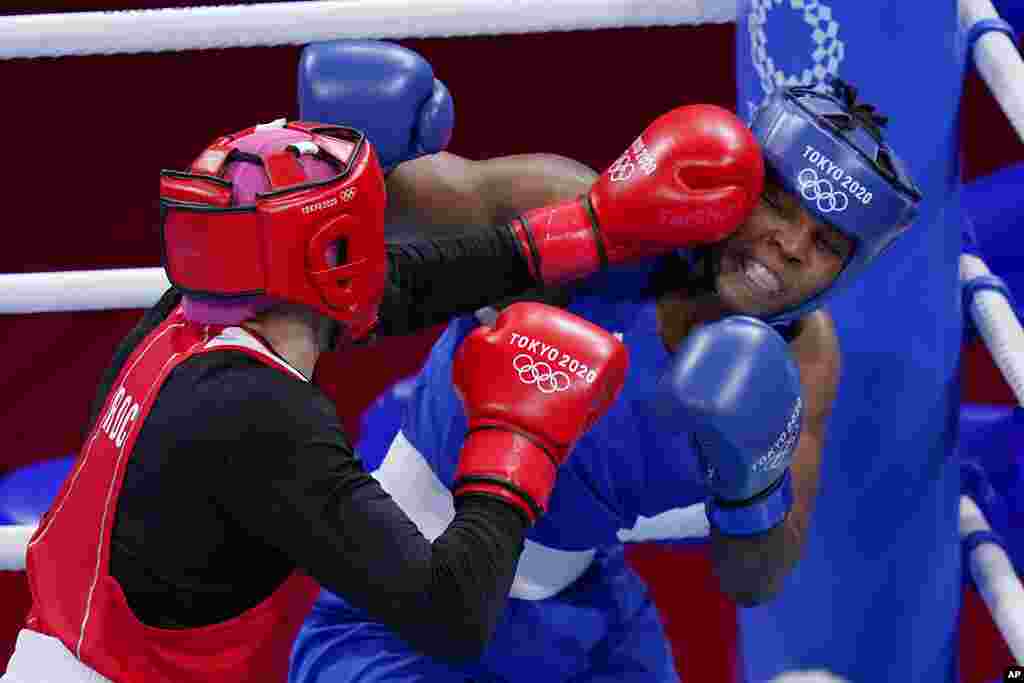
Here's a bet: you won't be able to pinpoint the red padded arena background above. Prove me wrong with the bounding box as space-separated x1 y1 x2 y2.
0 2 1021 680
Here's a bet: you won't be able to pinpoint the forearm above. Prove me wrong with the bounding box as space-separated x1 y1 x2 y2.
323 480 527 662
784 431 822 551
419 496 527 659
228 445 525 662
710 433 822 606
375 225 536 336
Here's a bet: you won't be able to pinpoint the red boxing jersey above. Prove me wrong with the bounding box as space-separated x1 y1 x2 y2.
24 305 319 682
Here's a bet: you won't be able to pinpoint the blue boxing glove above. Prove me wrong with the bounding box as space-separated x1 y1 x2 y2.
298 39 454 173
655 316 802 536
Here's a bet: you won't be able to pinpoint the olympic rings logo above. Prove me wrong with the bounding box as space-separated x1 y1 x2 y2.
513 353 571 394
797 168 849 214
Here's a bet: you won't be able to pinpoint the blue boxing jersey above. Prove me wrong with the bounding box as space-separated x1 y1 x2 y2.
373 263 710 599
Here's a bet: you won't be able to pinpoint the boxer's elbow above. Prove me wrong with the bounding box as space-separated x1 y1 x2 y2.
371 589 494 663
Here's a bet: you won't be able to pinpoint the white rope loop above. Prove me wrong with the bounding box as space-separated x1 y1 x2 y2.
961 254 1024 406
961 0 1024 145
960 495 1024 664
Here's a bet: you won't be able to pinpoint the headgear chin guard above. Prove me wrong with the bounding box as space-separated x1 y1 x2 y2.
160 119 388 341
750 81 923 325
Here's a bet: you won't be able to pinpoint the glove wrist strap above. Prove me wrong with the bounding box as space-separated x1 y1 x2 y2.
708 469 794 537
512 199 602 285
453 426 557 523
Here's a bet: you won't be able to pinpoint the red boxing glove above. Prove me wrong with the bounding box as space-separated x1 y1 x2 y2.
510 105 764 284
452 303 629 524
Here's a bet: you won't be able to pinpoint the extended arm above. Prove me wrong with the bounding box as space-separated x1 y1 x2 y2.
385 151 597 232
373 152 599 335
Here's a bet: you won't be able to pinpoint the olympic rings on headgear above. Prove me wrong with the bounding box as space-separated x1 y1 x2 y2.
513 353 571 393
749 82 922 325
797 168 849 214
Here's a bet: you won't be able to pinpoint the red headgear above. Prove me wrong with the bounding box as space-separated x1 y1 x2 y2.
159 119 387 341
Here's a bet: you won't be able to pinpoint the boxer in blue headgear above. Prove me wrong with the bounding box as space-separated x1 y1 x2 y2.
291 76 921 683
682 79 921 328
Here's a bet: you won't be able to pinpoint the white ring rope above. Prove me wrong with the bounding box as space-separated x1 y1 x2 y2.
0 525 35 572
961 0 1024 145
4 496 1019 664
2 257 1023 421
0 0 736 60
0 268 169 314
961 254 1024 406
960 495 1024 665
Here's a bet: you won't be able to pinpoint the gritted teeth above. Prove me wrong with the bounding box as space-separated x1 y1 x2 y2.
743 258 782 294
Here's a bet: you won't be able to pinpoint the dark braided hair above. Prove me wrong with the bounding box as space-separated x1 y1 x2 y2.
826 78 889 139
820 77 899 182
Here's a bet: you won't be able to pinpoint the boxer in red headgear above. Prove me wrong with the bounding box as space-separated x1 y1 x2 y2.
6 106 760 683
159 120 388 344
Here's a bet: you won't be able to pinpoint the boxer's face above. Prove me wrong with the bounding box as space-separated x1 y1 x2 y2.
709 177 854 318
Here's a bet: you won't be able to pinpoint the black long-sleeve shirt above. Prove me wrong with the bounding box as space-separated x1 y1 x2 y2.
96 224 540 661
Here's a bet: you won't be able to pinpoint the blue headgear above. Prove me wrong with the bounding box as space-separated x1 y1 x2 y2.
749 81 923 324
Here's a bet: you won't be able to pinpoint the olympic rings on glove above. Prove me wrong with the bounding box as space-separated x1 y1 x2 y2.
513 353 572 393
